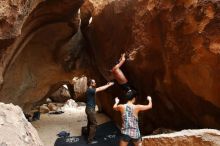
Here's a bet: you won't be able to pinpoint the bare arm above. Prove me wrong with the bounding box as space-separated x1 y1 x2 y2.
136 96 152 112
112 53 126 70
96 82 114 92
113 97 123 111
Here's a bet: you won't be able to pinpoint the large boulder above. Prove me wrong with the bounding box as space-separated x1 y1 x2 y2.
143 129 220 146
81 0 220 133
39 104 50 113
0 102 43 146
47 103 58 111
72 76 87 100
50 86 71 103
0 0 87 111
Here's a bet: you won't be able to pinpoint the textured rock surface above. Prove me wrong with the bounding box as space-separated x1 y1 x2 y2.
81 0 220 133
72 76 87 100
142 129 220 146
0 102 43 146
0 0 43 83
49 86 71 103
0 0 87 111
0 0 41 39
39 104 50 113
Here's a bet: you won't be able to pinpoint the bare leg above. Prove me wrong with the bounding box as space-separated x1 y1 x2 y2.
120 140 129 146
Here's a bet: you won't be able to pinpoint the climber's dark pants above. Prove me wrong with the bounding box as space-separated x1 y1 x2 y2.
85 107 97 142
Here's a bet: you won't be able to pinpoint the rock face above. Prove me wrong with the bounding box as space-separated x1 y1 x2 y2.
0 0 87 111
72 76 87 100
0 0 41 40
0 103 43 146
50 86 71 102
80 0 220 133
142 129 220 146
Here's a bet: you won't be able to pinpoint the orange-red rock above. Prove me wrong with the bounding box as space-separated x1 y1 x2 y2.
81 0 220 133
0 0 86 111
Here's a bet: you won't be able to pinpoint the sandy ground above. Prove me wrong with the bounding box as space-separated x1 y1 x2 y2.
32 104 110 146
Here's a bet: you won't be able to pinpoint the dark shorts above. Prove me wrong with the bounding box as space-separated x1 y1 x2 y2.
120 134 142 143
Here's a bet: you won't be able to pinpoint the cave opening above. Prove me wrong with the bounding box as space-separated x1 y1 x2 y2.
27 76 114 146
1 0 220 145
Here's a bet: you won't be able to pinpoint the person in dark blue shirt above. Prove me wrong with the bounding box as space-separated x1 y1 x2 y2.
86 79 114 144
